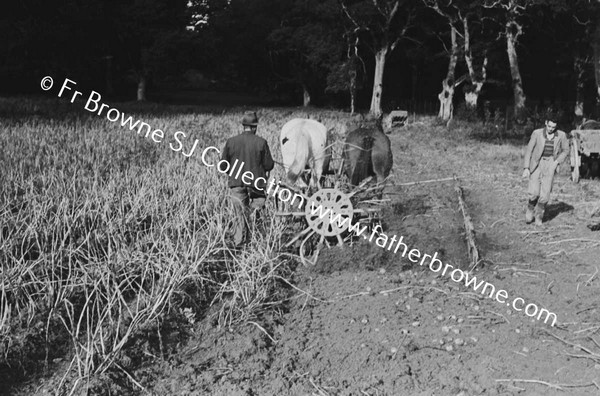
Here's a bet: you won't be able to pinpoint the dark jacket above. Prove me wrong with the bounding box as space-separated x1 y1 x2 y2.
523 128 569 174
219 131 274 192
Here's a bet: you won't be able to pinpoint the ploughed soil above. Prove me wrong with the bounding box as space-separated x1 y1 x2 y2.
18 118 600 395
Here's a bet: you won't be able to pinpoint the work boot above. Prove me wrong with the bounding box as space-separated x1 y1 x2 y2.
525 200 536 224
534 202 546 226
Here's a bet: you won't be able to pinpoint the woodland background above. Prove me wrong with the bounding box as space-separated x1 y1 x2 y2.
3 0 600 125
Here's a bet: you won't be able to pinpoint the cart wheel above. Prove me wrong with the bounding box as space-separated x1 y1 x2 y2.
571 139 580 183
572 164 580 183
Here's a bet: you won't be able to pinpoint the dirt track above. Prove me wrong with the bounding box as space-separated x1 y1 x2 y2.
129 120 599 396
21 117 600 396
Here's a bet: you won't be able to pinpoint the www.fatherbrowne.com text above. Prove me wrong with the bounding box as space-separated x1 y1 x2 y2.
308 202 558 327
45 76 558 327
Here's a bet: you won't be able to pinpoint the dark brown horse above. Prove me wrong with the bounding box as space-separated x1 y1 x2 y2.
342 120 393 188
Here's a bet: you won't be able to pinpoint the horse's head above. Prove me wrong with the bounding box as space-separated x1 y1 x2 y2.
347 112 384 131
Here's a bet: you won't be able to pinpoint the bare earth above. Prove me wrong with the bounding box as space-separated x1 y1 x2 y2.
21 117 600 396
135 120 600 396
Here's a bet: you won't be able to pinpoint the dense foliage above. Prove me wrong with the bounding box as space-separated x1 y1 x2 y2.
2 0 600 116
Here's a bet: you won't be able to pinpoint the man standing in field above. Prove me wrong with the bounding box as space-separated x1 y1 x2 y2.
219 111 274 245
522 117 569 226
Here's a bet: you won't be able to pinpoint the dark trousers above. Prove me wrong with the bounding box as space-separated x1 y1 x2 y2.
230 186 266 244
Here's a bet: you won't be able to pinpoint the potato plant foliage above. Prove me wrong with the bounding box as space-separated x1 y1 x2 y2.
0 98 322 393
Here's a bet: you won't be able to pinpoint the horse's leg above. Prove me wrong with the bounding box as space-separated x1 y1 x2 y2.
314 157 324 190
371 142 392 198
274 187 280 212
272 182 286 221
316 171 323 190
309 171 318 191
299 172 309 190
305 171 315 196
372 166 390 199
287 170 308 190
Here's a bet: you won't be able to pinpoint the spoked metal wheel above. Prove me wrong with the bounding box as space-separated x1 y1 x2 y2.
276 172 387 266
304 188 354 241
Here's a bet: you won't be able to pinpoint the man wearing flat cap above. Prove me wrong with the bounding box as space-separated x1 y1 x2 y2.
522 116 569 226
219 111 274 245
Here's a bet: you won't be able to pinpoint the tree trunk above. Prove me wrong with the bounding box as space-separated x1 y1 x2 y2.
464 82 483 110
574 55 585 122
370 46 388 116
462 16 487 111
350 70 357 114
593 19 600 111
506 20 526 121
438 80 454 120
463 66 486 111
137 75 147 102
438 26 459 121
302 83 311 107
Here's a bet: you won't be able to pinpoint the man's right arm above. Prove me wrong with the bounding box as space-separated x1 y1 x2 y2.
262 142 275 172
218 141 230 172
523 130 537 170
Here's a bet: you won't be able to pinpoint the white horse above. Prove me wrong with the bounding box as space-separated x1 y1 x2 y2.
280 118 331 191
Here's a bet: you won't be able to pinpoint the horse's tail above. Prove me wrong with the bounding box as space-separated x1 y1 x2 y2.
351 135 374 186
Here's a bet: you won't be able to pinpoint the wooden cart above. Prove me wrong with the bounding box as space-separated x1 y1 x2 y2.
570 120 600 182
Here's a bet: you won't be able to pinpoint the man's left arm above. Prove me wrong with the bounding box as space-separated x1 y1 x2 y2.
555 133 570 165
262 142 275 172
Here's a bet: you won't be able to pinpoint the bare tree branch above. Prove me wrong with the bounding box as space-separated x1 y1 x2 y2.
435 31 451 53
574 14 591 26
454 73 468 87
340 0 362 29
423 0 456 21
482 0 506 9
481 53 488 80
372 0 387 17
463 15 474 77
388 0 400 22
